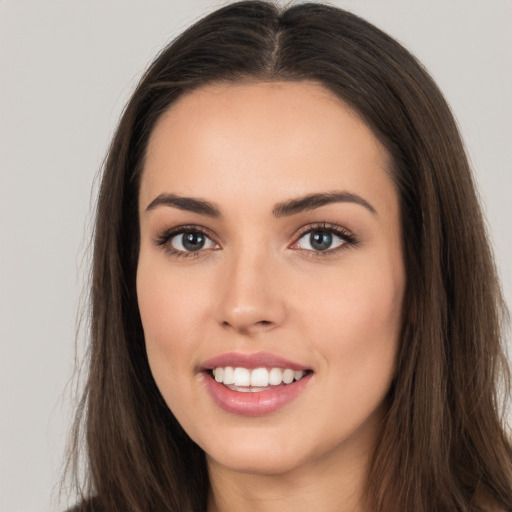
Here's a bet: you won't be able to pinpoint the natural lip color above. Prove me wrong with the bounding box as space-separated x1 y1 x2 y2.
200 370 313 416
200 352 311 371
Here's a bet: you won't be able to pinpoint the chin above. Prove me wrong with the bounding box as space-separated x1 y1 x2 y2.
206 445 307 476
200 424 331 477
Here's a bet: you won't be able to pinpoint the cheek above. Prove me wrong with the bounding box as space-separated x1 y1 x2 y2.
136 258 216 425
304 256 404 372
136 255 212 376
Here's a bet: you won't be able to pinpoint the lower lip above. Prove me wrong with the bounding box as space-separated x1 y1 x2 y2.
201 372 312 416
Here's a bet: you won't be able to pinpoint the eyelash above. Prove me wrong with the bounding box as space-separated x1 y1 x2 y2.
293 222 357 258
153 222 357 260
154 224 218 259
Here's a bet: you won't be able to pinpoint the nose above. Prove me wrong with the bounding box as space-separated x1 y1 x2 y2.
215 247 287 335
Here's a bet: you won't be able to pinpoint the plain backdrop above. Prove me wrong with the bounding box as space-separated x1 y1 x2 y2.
0 1 511 511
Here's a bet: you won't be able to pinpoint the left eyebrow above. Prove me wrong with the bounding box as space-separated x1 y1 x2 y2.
145 193 221 217
272 191 377 217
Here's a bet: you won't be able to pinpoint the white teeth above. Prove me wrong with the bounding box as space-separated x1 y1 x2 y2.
212 366 308 388
282 369 295 384
213 367 224 382
268 367 283 386
223 366 235 385
250 367 269 387
233 367 251 386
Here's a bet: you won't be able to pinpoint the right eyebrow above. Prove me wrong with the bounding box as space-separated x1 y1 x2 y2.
145 193 222 217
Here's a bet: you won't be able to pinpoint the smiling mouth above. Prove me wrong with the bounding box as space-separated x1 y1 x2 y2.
209 366 311 392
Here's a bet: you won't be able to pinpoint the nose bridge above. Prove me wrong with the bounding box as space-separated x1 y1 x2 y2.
216 239 285 333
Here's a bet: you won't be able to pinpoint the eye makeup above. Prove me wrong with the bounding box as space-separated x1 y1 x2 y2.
153 221 358 260
154 224 219 259
290 222 358 258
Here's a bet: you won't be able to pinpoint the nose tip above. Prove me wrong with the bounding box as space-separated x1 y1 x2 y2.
215 256 287 335
221 307 276 334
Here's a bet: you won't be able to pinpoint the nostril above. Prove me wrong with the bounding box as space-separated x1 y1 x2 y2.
221 318 275 334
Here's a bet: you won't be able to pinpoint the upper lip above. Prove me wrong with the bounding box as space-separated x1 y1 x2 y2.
200 352 311 372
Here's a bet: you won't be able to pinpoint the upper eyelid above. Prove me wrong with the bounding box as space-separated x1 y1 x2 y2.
293 222 354 238
155 224 217 241
291 222 357 249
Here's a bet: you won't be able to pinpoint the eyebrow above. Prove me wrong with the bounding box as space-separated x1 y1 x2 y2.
145 190 377 217
146 193 222 217
272 191 377 217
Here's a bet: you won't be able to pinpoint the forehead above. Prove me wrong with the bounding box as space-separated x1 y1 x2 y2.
140 81 395 213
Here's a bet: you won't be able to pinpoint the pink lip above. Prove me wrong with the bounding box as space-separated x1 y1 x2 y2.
200 372 312 416
199 352 313 416
201 352 310 371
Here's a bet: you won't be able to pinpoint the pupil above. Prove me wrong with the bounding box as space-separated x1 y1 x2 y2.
310 231 332 251
183 232 205 251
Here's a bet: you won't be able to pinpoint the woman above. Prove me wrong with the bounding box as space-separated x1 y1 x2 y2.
67 1 512 511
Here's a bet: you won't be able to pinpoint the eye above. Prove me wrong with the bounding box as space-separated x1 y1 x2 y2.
155 226 219 258
170 230 217 252
292 224 356 254
297 230 343 252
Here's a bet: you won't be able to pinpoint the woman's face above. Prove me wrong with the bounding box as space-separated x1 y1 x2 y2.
137 81 405 476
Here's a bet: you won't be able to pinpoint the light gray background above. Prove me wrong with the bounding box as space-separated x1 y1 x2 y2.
1 1 510 511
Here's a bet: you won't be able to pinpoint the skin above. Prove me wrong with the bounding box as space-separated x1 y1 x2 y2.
137 81 406 512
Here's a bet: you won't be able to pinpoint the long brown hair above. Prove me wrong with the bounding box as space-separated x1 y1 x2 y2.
67 2 512 510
